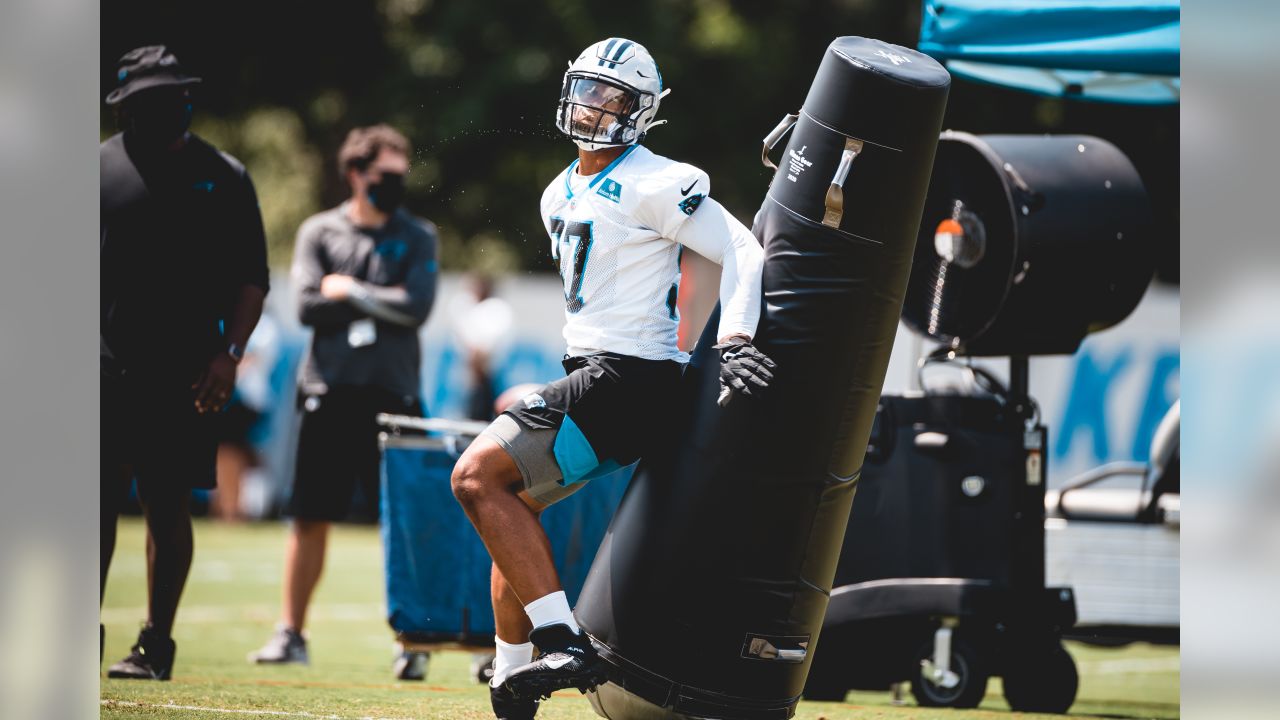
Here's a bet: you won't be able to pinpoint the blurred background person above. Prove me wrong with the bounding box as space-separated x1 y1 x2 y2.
101 45 270 679
211 312 281 522
448 272 514 421
249 125 438 665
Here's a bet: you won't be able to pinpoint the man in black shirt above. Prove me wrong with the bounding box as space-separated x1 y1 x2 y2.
100 46 269 680
249 125 438 667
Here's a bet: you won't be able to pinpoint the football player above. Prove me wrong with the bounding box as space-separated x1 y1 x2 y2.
451 38 775 719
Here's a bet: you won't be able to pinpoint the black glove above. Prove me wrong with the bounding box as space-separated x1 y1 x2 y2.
715 337 777 407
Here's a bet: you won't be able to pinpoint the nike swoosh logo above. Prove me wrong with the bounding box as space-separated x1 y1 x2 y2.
544 656 573 670
681 181 697 196
636 70 651 78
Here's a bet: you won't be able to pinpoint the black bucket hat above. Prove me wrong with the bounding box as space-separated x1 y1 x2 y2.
105 45 202 105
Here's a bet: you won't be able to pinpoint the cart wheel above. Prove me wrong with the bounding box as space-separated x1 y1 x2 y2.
910 638 988 708
1002 642 1078 714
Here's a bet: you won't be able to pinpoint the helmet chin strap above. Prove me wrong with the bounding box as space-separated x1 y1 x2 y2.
574 138 624 151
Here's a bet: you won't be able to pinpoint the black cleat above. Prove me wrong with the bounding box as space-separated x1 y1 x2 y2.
107 626 176 680
490 680 540 719
503 623 608 701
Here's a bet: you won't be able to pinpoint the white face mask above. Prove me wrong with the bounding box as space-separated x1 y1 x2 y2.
560 77 641 147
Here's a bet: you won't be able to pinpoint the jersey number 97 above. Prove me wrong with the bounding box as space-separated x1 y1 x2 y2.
550 217 593 313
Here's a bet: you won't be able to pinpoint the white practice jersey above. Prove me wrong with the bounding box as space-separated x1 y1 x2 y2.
540 144 712 362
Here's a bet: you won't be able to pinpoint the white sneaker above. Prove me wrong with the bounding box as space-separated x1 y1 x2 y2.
248 625 309 665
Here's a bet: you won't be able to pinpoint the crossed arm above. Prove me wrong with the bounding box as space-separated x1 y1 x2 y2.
293 226 437 330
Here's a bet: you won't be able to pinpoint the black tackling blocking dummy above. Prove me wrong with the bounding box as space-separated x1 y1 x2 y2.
575 38 951 719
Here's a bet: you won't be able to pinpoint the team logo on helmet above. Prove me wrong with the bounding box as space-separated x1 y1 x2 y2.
595 39 637 67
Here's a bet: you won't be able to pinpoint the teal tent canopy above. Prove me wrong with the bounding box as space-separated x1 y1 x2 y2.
918 0 1180 104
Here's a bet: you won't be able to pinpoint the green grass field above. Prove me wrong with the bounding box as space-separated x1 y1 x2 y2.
101 518 1179 719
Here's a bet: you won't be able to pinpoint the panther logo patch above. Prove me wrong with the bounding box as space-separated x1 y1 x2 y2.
678 193 705 216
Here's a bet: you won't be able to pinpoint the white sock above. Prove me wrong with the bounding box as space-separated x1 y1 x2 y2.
490 638 534 687
523 590 580 634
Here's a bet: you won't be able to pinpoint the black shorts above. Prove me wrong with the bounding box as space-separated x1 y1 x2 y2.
491 353 683 504
288 385 422 522
101 370 217 490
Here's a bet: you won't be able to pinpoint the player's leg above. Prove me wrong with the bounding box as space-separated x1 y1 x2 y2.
455 411 606 701
100 460 132 664
137 477 194 638
250 390 356 664
247 516 325 665
214 439 252 521
100 462 131 604
489 563 539 720
454 438 557 718
100 372 134 606
492 564 534 667
452 436 561 604
282 519 328 632
106 472 192 680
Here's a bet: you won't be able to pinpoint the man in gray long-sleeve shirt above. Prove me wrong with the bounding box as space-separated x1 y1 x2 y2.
251 125 437 666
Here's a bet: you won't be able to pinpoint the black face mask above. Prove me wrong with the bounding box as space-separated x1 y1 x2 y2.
126 96 193 148
366 172 406 214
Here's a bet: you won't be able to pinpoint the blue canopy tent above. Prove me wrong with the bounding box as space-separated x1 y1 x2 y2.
918 0 1180 104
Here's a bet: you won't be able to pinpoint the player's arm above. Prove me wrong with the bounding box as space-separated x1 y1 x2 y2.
293 221 366 328
671 196 764 343
670 195 774 406
223 170 271 354
194 171 270 413
345 225 440 328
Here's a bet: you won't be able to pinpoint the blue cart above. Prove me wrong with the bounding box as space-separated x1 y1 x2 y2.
377 415 631 679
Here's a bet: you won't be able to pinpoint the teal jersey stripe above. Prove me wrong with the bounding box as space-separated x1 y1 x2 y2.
563 145 638 200
562 159 581 199
588 144 638 191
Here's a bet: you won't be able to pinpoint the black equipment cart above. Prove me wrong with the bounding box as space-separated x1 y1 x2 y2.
803 132 1155 714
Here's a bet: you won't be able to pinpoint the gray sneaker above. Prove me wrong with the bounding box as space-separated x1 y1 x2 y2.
393 650 429 680
248 625 309 665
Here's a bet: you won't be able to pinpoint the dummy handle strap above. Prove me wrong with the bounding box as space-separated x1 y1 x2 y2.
821 137 865 229
761 113 799 170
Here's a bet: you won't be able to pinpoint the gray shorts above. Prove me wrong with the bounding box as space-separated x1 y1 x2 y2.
478 413 586 506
